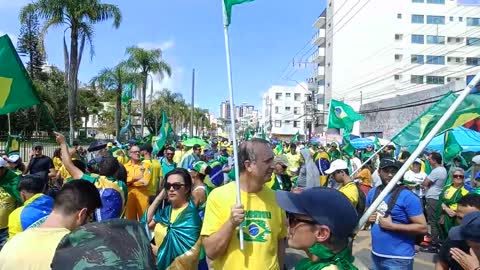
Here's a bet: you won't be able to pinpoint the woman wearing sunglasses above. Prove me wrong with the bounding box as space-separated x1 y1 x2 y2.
144 168 203 270
438 167 470 240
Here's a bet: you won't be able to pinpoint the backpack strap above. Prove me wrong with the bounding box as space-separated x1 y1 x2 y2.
385 185 407 217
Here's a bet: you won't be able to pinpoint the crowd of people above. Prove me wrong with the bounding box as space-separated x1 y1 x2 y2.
1 133 480 269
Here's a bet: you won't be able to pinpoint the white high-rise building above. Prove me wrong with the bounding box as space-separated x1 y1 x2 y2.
323 0 480 104
219 100 231 120
261 84 308 140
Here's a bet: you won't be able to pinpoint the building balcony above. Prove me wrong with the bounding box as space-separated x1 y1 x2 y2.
310 48 325 64
313 66 325 80
312 29 326 47
313 16 326 29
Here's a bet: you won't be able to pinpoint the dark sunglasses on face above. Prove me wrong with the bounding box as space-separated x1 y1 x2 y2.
382 167 399 175
165 182 185 191
287 213 317 227
453 174 465 179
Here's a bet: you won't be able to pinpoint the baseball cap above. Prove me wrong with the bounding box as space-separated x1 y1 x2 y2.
190 161 211 175
325 159 348 174
203 150 214 158
275 187 359 238
0 157 7 168
274 155 289 167
472 155 480 165
33 142 43 150
6 154 20 163
413 158 422 164
449 212 480 242
379 158 402 169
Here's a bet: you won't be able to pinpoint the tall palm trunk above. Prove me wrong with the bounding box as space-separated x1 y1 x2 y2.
140 73 147 137
115 85 122 139
68 26 79 144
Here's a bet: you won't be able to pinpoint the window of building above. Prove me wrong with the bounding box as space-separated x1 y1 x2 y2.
328 42 331 47
294 107 300 115
426 55 445 64
467 57 480 66
467 17 480 26
427 0 444 3
394 54 403 61
394 74 401 80
427 35 445 44
285 120 291 125
285 93 291 98
411 75 424 84
412 14 424 24
450 16 454 22
447 37 463 44
294 93 301 101
412 34 425 44
412 0 424 2
427 15 445 24
275 93 282 100
397 13 402 19
411 54 425 64
275 120 281 127
285 106 291 111
426 76 445 84
395 34 403 40
467 37 480 46
294 121 300 128
460 17 464 22
317 96 324 105
275 106 279 113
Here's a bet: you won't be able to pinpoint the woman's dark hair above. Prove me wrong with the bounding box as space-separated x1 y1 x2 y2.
14 158 26 174
164 168 193 196
53 148 61 158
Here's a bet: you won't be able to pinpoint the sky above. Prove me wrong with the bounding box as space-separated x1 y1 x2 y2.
0 0 325 116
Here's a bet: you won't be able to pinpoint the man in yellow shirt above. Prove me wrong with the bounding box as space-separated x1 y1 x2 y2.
125 145 151 220
173 142 184 165
0 180 102 270
285 143 301 177
140 144 162 202
201 139 287 270
326 159 359 208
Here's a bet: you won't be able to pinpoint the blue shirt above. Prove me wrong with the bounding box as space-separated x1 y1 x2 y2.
160 158 177 176
366 186 423 259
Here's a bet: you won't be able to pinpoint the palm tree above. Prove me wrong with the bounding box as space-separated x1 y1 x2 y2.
20 0 122 143
90 62 139 139
125 46 171 137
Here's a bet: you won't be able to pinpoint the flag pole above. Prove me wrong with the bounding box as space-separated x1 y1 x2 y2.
222 0 244 250
357 71 480 232
7 113 11 135
349 142 389 177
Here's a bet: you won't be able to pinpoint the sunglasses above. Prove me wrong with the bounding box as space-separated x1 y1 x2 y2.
166 152 174 155
381 167 399 175
287 214 317 227
453 174 465 179
164 182 185 191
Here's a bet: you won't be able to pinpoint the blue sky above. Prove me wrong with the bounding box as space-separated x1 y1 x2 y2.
0 0 324 116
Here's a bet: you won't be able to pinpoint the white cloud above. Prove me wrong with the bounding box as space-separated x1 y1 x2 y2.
137 40 175 52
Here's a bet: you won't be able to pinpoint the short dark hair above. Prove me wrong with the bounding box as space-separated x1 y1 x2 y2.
458 194 480 210
164 168 193 195
72 160 86 173
98 156 119 177
165 146 175 153
140 144 153 154
72 141 79 147
17 174 46 194
337 169 349 175
238 138 270 173
429 152 443 164
193 144 201 151
54 180 102 215
114 164 127 183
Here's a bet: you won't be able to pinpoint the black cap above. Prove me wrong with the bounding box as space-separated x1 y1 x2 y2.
275 187 358 238
450 212 480 242
379 158 402 169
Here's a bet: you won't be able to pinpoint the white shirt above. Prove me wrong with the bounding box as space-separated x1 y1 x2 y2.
404 170 427 197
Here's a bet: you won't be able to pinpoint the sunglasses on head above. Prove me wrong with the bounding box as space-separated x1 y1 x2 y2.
164 182 185 191
453 174 465 179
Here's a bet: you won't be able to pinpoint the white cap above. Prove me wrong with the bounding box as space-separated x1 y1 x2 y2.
6 154 19 163
325 159 349 174
0 157 8 168
413 158 422 164
473 155 480 165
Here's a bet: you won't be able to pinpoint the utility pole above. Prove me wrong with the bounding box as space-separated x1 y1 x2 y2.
190 69 195 137
149 75 154 110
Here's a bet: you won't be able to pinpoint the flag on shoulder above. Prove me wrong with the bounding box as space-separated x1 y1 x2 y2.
0 35 41 115
327 99 364 134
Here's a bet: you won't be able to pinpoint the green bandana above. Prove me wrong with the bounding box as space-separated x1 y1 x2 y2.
295 243 358 270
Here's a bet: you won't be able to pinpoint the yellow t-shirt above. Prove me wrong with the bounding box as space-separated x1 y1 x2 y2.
356 168 372 187
338 182 359 208
0 227 70 270
154 205 188 247
143 159 162 196
58 165 72 182
443 186 470 211
173 150 184 165
201 182 288 270
285 153 301 175
124 161 151 188
0 186 16 230
52 157 62 171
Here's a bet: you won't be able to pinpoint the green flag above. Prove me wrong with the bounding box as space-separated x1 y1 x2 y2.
373 135 381 151
244 128 252 140
341 134 355 157
392 92 480 148
444 131 463 163
291 130 300 143
261 128 267 140
327 99 364 133
153 111 173 155
5 135 20 154
121 83 133 105
0 35 41 114
223 0 255 26
120 118 131 136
